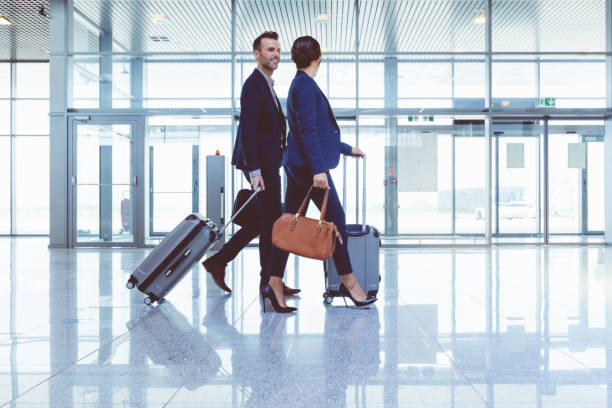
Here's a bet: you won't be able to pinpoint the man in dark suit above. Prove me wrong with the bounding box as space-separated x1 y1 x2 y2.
202 31 300 296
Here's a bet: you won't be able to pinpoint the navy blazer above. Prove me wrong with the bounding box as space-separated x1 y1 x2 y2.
284 70 352 175
232 69 286 172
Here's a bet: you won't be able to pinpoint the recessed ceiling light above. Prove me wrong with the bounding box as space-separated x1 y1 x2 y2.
0 16 13 25
473 12 486 25
501 100 511 107
316 13 329 21
452 48 465 53
152 14 167 22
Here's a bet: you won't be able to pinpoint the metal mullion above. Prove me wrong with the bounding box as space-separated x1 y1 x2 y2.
230 0 236 237
451 131 456 235
484 0 493 244
355 0 360 225
543 118 549 244
582 135 588 234
9 62 15 235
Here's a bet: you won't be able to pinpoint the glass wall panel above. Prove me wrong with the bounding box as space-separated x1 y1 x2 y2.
358 117 385 232
113 59 131 109
492 62 536 108
14 100 50 135
359 62 384 108
16 63 49 98
0 100 9 135
146 116 232 241
15 137 50 234
398 62 452 109
0 136 9 233
329 120 356 223
73 58 100 109
0 63 9 98
328 62 355 108
492 0 606 52
454 121 486 234
396 121 453 234
587 141 604 231
148 128 196 234
453 62 485 107
540 61 605 108
144 62 231 108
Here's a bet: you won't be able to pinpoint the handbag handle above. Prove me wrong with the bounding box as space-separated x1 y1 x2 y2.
295 185 330 225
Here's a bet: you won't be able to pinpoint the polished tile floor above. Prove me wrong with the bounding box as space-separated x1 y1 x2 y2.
1 238 612 407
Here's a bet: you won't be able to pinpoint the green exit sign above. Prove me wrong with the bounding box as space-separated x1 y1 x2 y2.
538 97 556 107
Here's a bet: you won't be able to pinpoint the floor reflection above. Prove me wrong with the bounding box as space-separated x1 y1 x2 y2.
1 238 612 407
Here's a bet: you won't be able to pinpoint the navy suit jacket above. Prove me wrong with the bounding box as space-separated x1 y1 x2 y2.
232 69 286 172
284 70 352 175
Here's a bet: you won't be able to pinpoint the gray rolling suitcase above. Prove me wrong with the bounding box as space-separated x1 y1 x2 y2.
126 188 260 305
324 156 381 304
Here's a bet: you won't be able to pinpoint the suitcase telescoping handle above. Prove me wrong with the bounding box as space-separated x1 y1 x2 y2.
342 153 367 233
361 154 366 232
217 186 261 237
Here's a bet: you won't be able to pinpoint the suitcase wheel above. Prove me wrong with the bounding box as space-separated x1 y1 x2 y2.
126 280 135 290
144 296 152 306
323 292 334 305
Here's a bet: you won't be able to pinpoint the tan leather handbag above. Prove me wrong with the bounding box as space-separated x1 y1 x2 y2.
272 186 343 260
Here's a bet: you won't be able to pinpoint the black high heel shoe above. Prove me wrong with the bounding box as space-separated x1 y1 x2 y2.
339 283 377 308
261 284 297 313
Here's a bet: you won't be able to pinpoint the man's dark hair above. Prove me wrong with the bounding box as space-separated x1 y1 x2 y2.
291 36 321 69
253 31 279 51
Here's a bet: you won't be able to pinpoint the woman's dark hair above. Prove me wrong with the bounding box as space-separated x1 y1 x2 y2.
253 31 279 51
291 36 321 69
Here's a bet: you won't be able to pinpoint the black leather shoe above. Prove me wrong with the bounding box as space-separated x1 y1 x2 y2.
203 259 232 293
339 283 377 308
283 284 301 296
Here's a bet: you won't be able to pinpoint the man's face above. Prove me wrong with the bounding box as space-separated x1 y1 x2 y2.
255 38 280 72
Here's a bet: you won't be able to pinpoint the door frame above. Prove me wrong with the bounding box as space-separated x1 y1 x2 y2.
68 115 145 247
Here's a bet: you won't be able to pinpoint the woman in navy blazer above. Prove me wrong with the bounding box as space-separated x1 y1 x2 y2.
264 36 376 308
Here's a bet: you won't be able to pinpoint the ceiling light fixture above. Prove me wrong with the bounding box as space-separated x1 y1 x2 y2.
473 11 486 25
316 13 329 21
0 16 13 25
152 14 167 22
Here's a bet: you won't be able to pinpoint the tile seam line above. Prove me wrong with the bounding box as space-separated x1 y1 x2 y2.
397 293 490 407
161 294 259 407
0 331 129 408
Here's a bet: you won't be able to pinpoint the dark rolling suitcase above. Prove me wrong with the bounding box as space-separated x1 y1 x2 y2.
324 156 381 304
126 187 260 305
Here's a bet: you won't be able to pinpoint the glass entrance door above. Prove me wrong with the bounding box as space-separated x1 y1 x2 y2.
70 117 143 246
492 121 543 238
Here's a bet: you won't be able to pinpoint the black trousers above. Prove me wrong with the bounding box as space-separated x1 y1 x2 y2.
207 169 282 277
265 165 352 280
